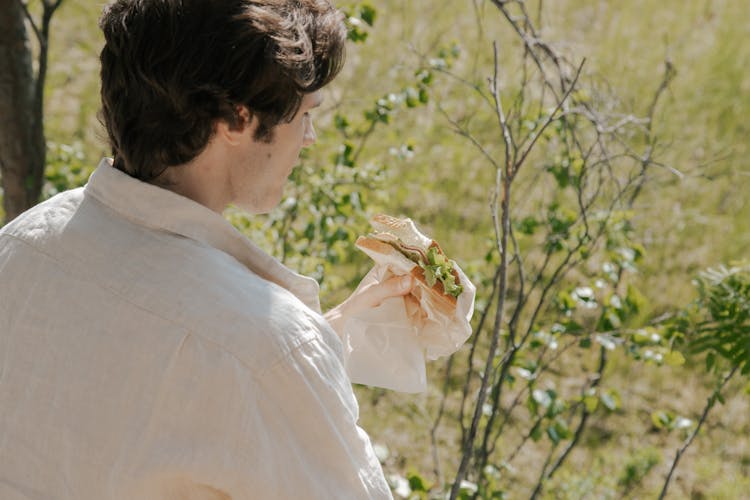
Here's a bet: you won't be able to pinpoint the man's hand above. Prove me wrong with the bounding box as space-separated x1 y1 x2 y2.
324 274 414 337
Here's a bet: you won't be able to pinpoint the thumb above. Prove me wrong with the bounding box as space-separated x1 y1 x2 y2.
357 274 414 309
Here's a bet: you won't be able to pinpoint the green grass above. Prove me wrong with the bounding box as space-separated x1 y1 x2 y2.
20 0 750 497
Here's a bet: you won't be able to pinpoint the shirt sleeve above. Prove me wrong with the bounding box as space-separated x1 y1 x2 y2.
115 331 392 500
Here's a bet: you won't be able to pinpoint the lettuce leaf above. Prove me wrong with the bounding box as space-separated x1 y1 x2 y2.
420 246 464 298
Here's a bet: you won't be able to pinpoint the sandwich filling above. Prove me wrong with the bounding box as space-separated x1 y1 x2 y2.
371 233 464 298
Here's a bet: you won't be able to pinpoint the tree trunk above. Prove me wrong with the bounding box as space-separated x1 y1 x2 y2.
0 0 46 224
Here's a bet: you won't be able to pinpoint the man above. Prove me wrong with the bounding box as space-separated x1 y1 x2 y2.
0 0 413 498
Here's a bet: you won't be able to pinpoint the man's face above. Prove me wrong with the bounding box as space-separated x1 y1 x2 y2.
228 91 322 214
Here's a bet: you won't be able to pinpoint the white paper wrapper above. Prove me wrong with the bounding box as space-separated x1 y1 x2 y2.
342 262 476 393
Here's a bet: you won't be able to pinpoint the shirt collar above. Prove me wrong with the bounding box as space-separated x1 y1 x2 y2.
83 158 322 313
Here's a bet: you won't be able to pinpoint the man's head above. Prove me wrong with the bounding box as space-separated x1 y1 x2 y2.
98 0 346 182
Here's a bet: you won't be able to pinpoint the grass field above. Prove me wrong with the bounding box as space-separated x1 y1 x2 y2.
25 0 750 497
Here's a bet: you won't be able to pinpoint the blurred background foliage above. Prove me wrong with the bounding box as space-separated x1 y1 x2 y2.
3 0 749 497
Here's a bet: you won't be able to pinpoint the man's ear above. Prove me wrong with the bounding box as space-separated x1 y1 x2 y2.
216 105 255 146
235 105 252 128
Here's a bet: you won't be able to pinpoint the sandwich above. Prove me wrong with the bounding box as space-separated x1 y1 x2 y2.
355 214 463 319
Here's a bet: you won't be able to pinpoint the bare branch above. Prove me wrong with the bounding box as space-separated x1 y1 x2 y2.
489 0 565 100
489 41 514 178
516 59 586 173
430 354 454 485
437 104 501 173
658 365 739 499
450 42 515 498
17 0 42 47
42 0 65 11
489 337 581 460
542 346 608 482
507 224 526 334
457 266 501 446
434 1 673 495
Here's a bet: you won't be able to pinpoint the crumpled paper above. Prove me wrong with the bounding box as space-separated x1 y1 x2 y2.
342 262 476 393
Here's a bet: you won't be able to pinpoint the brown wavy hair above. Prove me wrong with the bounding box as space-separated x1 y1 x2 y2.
98 0 346 181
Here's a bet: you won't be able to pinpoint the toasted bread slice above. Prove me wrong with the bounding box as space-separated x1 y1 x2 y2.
370 214 432 250
356 235 458 319
355 236 417 274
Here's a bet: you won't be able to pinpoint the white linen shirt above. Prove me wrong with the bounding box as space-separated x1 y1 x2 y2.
0 159 392 499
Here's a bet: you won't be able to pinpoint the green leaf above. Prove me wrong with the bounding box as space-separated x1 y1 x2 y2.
583 394 599 413
334 142 355 167
532 389 552 409
304 222 315 241
359 4 376 26
651 410 673 429
633 329 650 345
415 69 433 86
553 321 581 334
334 113 349 132
404 87 419 108
546 425 561 445
547 163 570 188
625 284 646 314
553 418 572 440
418 87 429 104
530 422 543 441
346 25 368 43
547 398 566 418
557 291 577 313
516 216 540 235
664 350 686 367
407 471 429 492
600 390 621 411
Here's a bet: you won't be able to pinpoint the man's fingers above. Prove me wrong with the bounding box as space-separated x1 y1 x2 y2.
358 274 413 309
384 274 414 297
324 274 416 334
396 274 414 293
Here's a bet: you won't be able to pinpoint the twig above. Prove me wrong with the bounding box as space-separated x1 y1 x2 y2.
432 1 672 495
17 1 42 46
540 346 608 484
489 337 581 460
449 40 514 500
627 59 677 207
658 365 739 499
32 0 66 136
457 266 502 445
515 59 585 173
437 104 501 173
430 354 454 485
529 447 556 500
489 0 565 100
490 41 515 180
